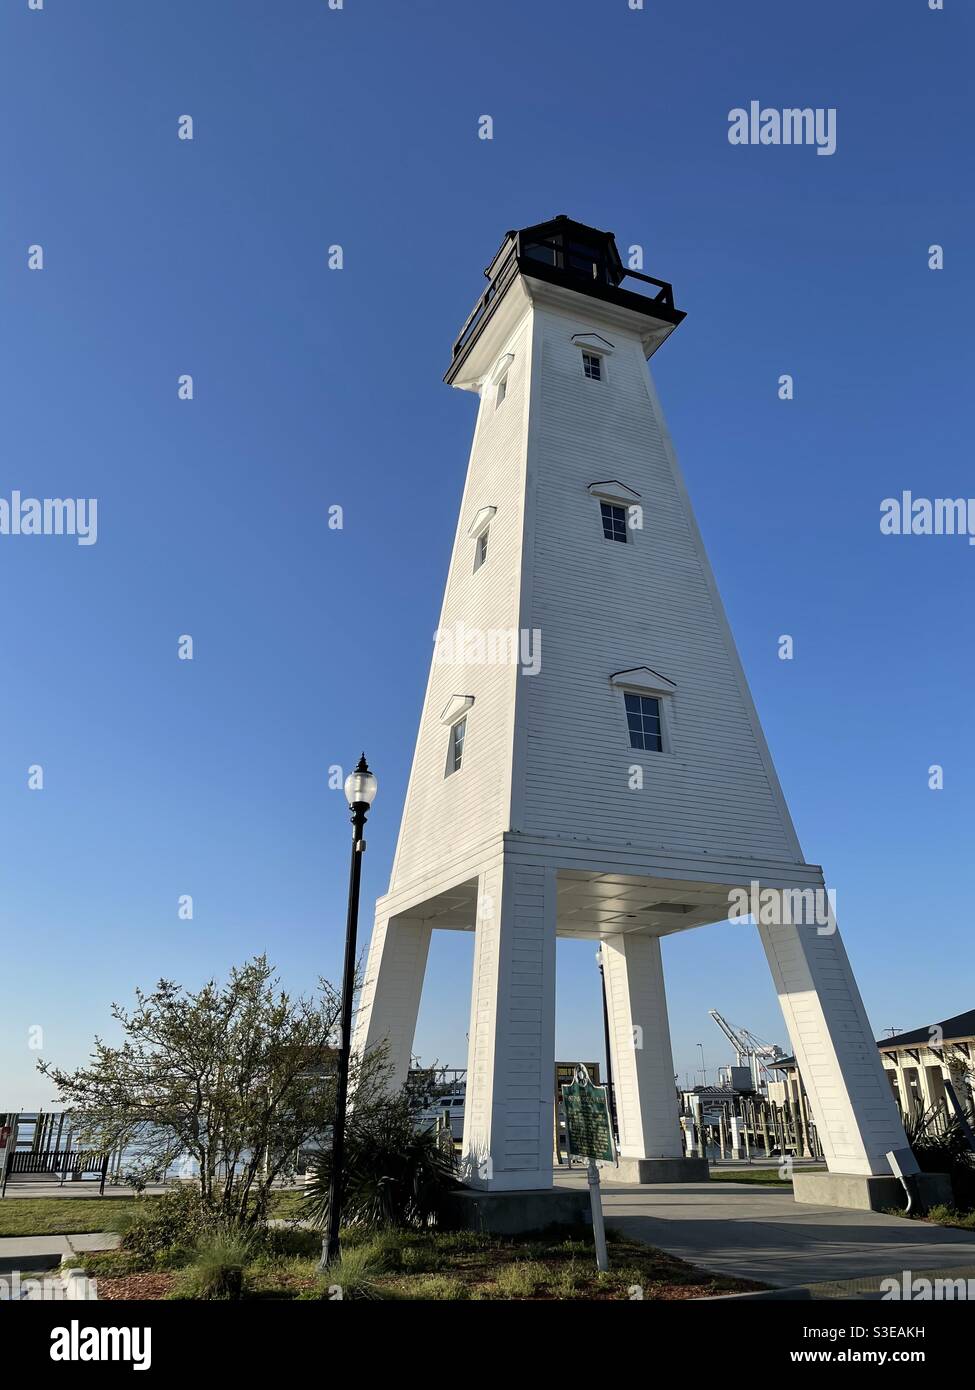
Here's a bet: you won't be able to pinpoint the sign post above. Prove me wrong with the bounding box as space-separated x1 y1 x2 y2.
560 1064 615 1272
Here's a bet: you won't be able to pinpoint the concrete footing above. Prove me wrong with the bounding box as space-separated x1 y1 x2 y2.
793 1169 952 1213
603 1157 710 1184
441 1186 591 1235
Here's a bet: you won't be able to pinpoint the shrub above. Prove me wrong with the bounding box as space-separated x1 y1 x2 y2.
314 1241 386 1300
118 1188 216 1260
252 1227 320 1262
305 1096 459 1231
905 1111 975 1211
176 1232 255 1300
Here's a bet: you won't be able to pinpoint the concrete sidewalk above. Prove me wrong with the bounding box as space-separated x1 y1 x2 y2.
0 1232 119 1274
559 1172 975 1289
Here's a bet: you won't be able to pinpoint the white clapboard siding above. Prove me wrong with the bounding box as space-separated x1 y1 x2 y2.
520 304 800 864
390 313 531 889
392 301 801 892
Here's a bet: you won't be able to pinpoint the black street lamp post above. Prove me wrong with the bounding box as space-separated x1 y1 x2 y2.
596 947 618 1140
320 753 378 1270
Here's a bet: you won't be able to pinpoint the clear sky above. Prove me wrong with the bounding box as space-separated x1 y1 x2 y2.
2 0 972 1109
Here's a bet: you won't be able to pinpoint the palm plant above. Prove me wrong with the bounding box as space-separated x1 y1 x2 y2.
305 1096 459 1231
905 1106 975 1210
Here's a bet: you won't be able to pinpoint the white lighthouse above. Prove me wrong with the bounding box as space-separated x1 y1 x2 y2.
353 216 914 1208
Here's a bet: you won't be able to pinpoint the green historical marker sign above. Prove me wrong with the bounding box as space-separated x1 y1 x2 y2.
560 1065 614 1271
561 1067 615 1163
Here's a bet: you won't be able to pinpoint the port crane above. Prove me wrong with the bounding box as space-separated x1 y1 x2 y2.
708 1009 784 1092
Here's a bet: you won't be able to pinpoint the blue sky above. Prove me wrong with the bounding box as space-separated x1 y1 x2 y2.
2 0 972 1108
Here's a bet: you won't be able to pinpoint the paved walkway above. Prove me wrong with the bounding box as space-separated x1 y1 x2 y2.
0 1231 119 1275
2 1180 171 1199
557 1173 975 1289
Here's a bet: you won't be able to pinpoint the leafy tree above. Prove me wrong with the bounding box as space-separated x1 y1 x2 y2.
39 955 388 1226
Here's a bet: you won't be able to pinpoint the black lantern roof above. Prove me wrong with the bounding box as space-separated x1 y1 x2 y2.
490 215 627 286
447 214 684 383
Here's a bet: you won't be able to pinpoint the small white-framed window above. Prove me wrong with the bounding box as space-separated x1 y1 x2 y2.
489 352 514 405
610 667 676 756
446 716 467 776
588 481 641 547
581 350 603 381
624 692 663 752
468 506 496 571
600 501 627 544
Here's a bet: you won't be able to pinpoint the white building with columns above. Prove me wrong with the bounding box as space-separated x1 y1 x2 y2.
880 1011 975 1121
352 216 917 1209
771 1010 975 1131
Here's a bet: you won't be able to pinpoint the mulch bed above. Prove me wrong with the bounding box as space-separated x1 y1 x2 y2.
93 1273 178 1300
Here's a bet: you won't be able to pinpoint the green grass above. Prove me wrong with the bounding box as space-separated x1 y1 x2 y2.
914 1204 975 1231
0 1196 151 1237
331 1225 766 1301
266 1189 308 1220
389 1274 471 1301
493 1260 549 1298
74 1221 766 1302
74 1247 187 1277
0 1186 308 1239
709 1167 826 1187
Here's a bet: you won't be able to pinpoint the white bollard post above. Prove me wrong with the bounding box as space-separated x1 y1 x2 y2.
586 1159 609 1272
